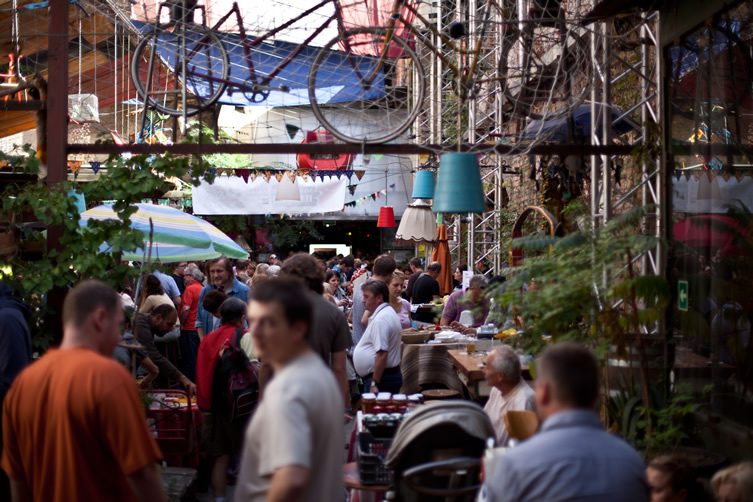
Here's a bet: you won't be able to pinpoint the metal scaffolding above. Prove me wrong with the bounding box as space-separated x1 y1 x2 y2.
466 0 504 275
589 10 664 285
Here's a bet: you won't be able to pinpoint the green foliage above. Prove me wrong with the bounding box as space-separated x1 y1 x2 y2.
495 201 675 447
497 204 668 355
607 385 702 458
1 148 213 349
184 123 252 170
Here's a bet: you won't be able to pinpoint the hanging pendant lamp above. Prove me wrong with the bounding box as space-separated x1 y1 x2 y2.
396 199 436 241
411 170 435 199
377 168 396 228
432 153 485 213
377 206 397 228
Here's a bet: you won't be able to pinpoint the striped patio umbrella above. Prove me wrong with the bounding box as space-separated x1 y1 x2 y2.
80 203 248 263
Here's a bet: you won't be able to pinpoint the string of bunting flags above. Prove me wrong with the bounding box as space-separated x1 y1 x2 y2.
343 188 389 208
220 168 366 184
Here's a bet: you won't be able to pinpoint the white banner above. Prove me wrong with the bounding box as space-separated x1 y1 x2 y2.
672 174 753 213
193 175 347 215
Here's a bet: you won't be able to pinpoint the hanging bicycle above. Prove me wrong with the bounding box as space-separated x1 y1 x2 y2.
130 0 590 144
130 0 423 143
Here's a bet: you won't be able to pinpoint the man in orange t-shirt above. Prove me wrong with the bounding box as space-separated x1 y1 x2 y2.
1 280 164 502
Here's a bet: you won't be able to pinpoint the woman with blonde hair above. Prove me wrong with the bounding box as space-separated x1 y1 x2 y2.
250 263 270 287
712 462 753 502
389 270 412 329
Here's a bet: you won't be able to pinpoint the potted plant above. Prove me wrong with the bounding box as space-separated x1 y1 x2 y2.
494 201 674 453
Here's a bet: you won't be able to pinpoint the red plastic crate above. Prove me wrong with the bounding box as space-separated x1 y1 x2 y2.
145 389 201 467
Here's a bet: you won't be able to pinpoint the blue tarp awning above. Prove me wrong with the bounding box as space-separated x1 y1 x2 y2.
522 103 639 142
132 21 386 108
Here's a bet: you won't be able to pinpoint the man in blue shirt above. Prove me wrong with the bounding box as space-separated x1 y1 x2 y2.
153 269 181 307
483 342 648 502
135 268 181 307
195 257 249 338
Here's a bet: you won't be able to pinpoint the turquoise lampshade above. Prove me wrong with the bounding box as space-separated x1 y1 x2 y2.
411 170 435 199
432 153 485 213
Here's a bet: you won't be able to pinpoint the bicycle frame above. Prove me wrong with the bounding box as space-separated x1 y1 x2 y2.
179 0 350 97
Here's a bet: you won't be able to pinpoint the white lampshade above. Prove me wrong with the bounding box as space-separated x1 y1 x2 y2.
275 175 301 201
396 199 437 242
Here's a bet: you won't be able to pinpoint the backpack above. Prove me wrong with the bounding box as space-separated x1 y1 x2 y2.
213 327 259 424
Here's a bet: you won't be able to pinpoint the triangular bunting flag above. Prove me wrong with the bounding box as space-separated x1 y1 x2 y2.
274 173 283 182
355 170 365 181
238 169 251 183
344 170 354 180
348 185 357 195
285 124 301 140
90 161 102 174
67 160 81 173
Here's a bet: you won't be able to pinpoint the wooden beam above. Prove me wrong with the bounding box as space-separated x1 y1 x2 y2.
67 142 638 156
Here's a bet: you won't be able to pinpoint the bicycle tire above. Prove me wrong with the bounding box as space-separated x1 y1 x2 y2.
131 24 229 117
498 27 589 121
308 27 425 144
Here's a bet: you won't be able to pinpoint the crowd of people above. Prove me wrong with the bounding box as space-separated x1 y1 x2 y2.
0 252 752 502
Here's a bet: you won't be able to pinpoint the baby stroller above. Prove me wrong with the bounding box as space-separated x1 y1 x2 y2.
385 401 494 502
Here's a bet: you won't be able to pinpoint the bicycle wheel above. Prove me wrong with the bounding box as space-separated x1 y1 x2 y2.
498 27 589 120
131 23 229 117
308 28 425 144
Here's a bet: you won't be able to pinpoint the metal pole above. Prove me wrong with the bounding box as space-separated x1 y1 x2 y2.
601 21 612 223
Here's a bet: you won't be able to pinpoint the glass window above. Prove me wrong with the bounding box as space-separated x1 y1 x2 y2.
667 1 753 426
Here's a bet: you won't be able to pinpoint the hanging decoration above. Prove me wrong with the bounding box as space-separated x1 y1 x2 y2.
343 189 387 207
237 169 251 183
296 130 355 171
376 169 396 228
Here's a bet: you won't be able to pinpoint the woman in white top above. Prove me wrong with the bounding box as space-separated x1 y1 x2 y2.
389 270 412 329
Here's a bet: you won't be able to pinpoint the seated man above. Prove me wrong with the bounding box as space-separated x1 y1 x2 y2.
483 346 535 446
483 343 647 501
440 274 490 330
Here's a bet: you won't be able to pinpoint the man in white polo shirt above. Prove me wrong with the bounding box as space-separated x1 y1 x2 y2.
353 280 402 394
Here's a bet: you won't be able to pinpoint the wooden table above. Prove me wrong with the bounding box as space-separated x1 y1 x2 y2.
447 349 530 401
447 349 490 400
